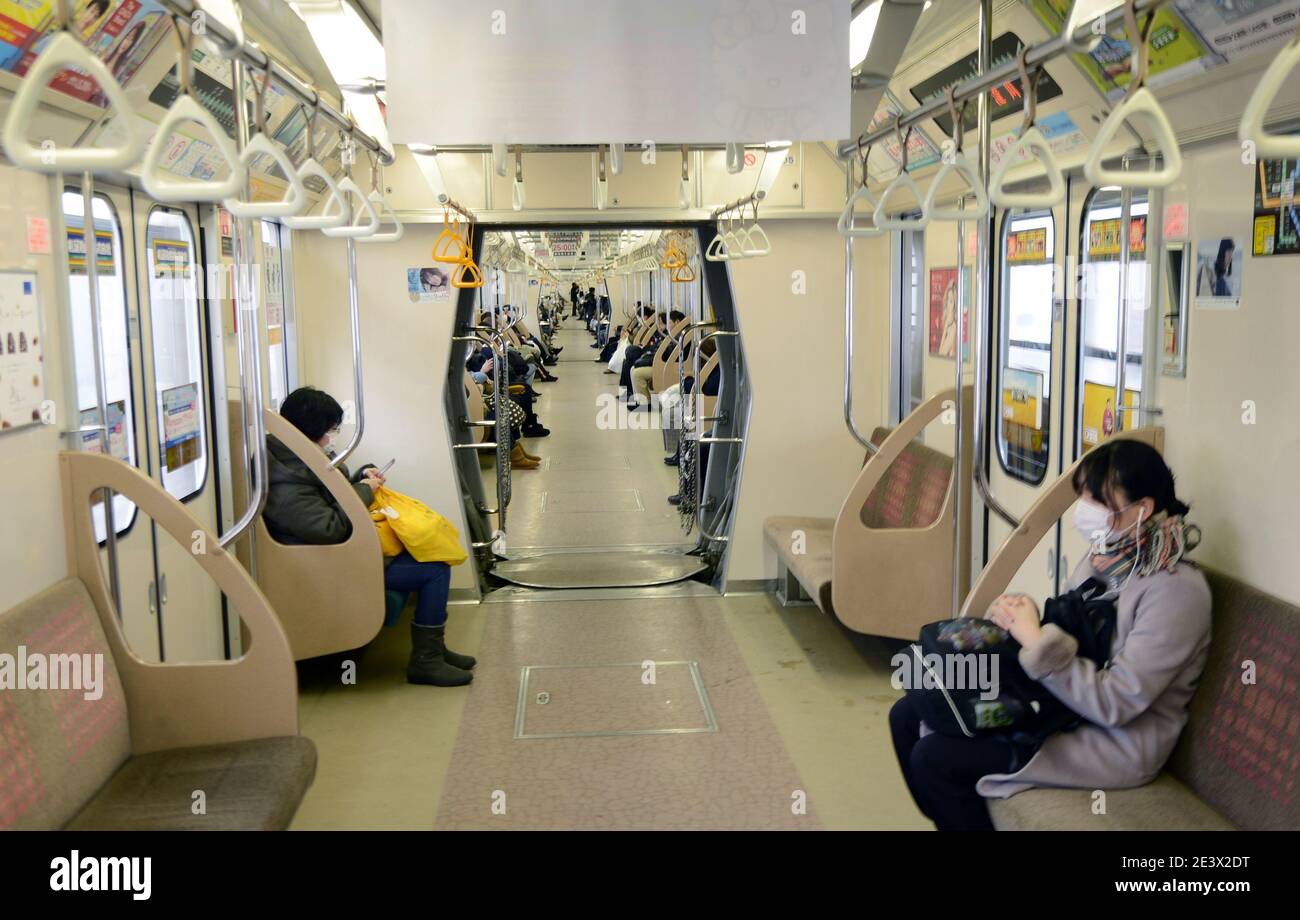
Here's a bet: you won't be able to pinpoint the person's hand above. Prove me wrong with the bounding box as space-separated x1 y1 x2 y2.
362 468 386 489
986 594 1043 646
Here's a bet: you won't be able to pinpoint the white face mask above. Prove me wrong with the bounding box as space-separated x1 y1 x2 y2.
1073 498 1114 551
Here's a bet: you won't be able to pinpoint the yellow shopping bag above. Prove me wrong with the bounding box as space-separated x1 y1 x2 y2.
368 486 468 565
369 507 405 557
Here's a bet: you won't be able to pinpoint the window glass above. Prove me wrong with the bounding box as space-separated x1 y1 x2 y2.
1078 189 1149 454
146 206 206 501
901 229 925 418
62 190 137 539
261 220 290 410
997 210 1055 484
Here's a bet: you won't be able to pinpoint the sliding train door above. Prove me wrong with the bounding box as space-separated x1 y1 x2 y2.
129 195 224 662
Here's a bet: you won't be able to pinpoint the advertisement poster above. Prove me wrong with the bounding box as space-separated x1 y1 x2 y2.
66 225 115 274
1088 215 1148 258
1252 152 1300 256
989 110 1089 173
408 267 450 303
1027 1 1217 102
1081 380 1139 452
866 88 941 172
3 1 172 106
79 399 128 460
1001 367 1044 433
150 237 189 278
927 266 971 361
1006 226 1048 263
0 271 45 432
161 382 200 471
1194 236 1244 309
1174 0 1300 61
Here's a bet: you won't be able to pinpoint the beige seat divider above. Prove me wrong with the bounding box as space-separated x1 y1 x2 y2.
60 452 298 755
254 410 385 661
652 318 691 391
464 370 490 443
831 386 972 639
694 352 721 423
958 427 1165 620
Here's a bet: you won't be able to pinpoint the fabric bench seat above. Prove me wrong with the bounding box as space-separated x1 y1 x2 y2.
989 774 1234 831
67 737 318 831
762 516 835 614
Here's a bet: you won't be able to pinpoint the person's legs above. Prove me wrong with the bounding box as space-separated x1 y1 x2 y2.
630 365 655 405
384 555 475 684
888 696 1014 831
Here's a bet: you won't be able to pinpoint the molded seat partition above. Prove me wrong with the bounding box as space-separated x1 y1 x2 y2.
0 452 313 828
831 386 971 637
245 409 385 661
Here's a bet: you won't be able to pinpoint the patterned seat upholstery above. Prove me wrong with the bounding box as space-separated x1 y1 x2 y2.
0 579 314 830
990 568 1300 831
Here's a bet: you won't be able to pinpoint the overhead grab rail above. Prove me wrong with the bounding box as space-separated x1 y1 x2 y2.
835 0 1174 160
873 119 929 231
988 47 1065 209
142 16 245 203
1083 0 1183 189
924 87 990 222
222 63 306 218
1240 20 1300 157
2 1 144 172
282 97 348 231
837 144 883 238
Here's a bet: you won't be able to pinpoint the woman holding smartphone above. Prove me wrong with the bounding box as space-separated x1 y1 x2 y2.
262 387 476 687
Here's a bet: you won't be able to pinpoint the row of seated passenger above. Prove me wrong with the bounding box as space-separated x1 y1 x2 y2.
763 401 1300 831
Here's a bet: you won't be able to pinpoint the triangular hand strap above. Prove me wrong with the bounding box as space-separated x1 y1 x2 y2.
705 229 730 262
142 95 245 203
989 126 1065 209
873 172 929 231
322 177 380 238
223 133 307 218
452 259 485 289
1084 86 1182 189
837 185 883 238
924 151 990 222
357 190 403 243
3 31 145 173
432 221 469 263
1240 38 1300 159
741 223 771 256
282 158 348 229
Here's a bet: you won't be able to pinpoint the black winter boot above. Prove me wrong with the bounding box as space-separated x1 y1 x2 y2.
408 624 473 686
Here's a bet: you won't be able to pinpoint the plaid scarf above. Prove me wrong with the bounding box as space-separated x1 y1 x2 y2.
1089 511 1202 589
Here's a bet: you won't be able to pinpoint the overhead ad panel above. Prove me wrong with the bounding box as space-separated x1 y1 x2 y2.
382 0 849 144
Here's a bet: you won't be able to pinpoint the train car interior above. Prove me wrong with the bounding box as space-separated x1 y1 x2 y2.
0 0 1298 838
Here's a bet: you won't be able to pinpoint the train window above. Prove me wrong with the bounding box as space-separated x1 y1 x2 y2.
62 190 139 541
996 209 1055 484
261 221 291 410
898 227 925 419
146 206 207 502
1077 188 1149 454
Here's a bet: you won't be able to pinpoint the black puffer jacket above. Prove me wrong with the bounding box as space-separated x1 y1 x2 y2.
262 434 373 545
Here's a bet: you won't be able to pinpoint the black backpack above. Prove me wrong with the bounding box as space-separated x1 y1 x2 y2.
905 578 1116 743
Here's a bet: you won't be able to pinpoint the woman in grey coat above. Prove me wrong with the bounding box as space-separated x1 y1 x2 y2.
890 439 1210 830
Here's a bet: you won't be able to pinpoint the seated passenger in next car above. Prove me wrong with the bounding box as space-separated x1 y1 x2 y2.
263 387 478 688
888 439 1210 831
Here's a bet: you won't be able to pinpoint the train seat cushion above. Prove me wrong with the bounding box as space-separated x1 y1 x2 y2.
1164 570 1300 831
987 774 1235 831
65 736 318 831
860 427 952 530
763 516 835 614
0 579 132 830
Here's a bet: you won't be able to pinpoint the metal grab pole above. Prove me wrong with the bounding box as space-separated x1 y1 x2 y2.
81 173 120 613
1114 186 1133 432
220 59 269 549
844 160 879 455
696 330 739 544
952 205 968 614
970 0 1021 530
469 324 511 535
329 237 366 468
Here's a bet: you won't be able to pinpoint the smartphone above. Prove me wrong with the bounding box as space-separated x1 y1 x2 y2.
377 459 396 476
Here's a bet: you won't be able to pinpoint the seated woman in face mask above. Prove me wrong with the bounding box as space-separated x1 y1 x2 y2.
888 439 1209 831
262 387 477 687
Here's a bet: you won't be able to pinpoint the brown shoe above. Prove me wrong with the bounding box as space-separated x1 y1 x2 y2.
518 442 542 462
510 443 540 469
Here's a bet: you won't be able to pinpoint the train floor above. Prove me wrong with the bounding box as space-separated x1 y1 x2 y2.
290 317 928 829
